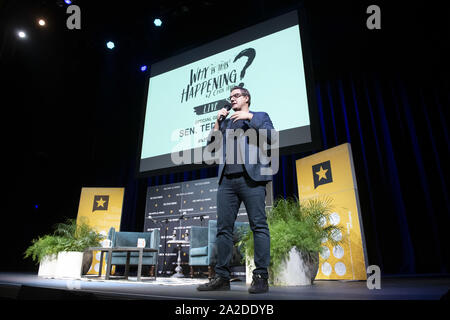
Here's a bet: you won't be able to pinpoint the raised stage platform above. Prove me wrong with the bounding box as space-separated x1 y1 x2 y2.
0 272 448 301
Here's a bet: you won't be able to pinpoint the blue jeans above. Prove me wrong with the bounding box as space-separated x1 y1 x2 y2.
215 173 270 280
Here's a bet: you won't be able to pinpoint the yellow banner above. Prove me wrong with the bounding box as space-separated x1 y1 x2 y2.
296 143 367 280
76 187 124 275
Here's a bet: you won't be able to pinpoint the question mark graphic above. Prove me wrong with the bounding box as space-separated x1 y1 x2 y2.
233 48 256 87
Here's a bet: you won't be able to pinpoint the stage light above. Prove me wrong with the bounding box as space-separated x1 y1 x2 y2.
34 204 39 209
154 18 162 27
17 31 26 39
64 0 72 4
140 65 148 72
38 19 46 26
106 41 115 49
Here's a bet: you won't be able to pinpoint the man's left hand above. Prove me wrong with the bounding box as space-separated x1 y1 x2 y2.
230 111 253 122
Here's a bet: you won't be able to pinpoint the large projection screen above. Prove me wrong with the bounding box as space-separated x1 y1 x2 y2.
138 10 320 175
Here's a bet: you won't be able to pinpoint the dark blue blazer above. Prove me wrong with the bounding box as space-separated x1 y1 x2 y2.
207 111 278 184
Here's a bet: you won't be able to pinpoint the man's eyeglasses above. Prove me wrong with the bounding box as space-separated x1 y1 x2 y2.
229 93 246 100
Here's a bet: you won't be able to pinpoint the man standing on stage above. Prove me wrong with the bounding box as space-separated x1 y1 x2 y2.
197 86 277 294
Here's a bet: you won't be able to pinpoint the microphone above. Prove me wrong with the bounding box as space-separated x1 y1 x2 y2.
219 103 232 122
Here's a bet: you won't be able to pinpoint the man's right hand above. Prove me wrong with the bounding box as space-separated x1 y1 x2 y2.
216 107 230 121
213 107 230 131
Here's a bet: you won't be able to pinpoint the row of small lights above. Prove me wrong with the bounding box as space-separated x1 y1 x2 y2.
16 1 163 73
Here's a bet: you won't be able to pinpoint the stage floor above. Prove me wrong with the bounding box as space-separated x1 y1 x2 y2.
0 272 448 301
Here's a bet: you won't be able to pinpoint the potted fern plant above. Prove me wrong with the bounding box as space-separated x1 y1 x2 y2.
25 218 104 278
239 197 343 286
24 235 60 278
53 219 104 279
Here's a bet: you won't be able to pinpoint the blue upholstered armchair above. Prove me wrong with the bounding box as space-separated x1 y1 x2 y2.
189 220 249 279
107 227 160 276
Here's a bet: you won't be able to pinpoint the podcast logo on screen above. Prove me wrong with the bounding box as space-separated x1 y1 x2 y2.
312 160 333 189
93 195 109 212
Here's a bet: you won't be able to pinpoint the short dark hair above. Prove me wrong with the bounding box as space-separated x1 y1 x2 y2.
230 86 251 106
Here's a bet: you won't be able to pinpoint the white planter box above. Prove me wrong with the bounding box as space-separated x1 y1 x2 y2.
38 254 58 278
247 247 318 286
54 251 84 279
272 247 318 286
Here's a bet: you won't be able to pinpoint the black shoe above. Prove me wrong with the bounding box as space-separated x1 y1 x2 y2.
248 274 269 294
197 276 230 291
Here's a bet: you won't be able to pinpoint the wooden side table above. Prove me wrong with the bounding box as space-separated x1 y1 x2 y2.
86 246 158 281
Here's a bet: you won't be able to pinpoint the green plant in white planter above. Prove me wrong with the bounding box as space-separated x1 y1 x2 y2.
25 218 104 278
24 235 60 277
52 219 104 278
239 197 343 286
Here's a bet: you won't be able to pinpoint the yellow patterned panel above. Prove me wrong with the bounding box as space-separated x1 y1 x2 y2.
76 187 124 275
296 143 367 280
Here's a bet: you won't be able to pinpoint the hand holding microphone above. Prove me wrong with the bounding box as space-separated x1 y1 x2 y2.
218 104 232 122
212 103 231 132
